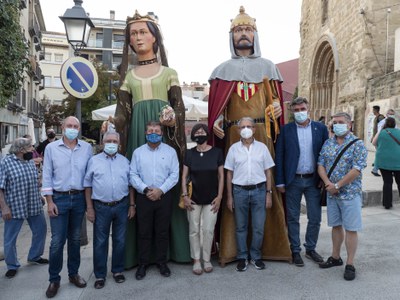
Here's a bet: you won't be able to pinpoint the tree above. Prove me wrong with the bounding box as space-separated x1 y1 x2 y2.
43 104 65 128
0 0 29 106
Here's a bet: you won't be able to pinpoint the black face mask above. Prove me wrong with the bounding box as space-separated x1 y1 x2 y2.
194 135 208 145
47 132 56 139
23 152 33 161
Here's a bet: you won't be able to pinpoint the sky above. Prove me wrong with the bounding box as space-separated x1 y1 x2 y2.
39 0 302 84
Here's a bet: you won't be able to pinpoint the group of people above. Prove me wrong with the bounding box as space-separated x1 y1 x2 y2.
0 5 375 299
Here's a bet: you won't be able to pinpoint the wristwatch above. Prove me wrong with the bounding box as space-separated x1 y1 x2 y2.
334 183 340 190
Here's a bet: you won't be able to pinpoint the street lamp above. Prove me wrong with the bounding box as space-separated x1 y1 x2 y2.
59 0 94 246
59 0 94 56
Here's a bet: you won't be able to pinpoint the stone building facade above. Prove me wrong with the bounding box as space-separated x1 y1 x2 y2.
299 0 400 142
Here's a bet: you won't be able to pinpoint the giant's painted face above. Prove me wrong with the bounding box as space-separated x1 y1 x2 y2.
129 22 156 55
232 25 254 50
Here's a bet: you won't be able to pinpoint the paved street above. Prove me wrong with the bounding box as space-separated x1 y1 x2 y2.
0 151 399 299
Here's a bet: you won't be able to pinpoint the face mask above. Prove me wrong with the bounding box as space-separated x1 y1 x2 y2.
333 124 349 137
47 132 56 139
146 133 163 144
294 111 308 123
240 127 253 139
23 152 33 161
64 128 79 140
104 143 118 155
194 135 208 145
387 114 395 119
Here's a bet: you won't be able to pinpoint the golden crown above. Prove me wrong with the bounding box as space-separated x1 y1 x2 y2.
127 10 157 25
230 6 257 31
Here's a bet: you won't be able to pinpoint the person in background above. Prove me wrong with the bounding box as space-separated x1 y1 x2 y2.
23 134 42 167
84 130 136 289
318 112 367 281
36 128 57 157
318 116 326 125
0 138 48 279
182 123 224 275
130 121 179 280
275 97 329 267
371 105 385 177
42 116 93 298
372 117 400 209
376 109 396 134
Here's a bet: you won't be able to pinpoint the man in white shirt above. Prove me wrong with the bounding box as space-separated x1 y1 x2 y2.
225 117 274 272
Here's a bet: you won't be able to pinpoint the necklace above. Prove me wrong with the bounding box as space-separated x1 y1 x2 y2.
197 146 208 157
137 57 158 65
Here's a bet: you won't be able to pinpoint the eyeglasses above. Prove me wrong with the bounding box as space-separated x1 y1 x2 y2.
239 125 254 129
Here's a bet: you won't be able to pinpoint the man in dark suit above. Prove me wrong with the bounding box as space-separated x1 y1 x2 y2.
275 97 329 267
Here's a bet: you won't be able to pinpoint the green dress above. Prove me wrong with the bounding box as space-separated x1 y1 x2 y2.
118 66 191 268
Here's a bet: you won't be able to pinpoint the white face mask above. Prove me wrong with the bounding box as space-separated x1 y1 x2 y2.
294 111 308 123
240 127 253 139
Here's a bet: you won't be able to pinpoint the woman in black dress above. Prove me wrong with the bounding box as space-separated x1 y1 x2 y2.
181 124 224 275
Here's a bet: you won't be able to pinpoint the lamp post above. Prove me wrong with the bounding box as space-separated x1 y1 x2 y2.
60 0 94 246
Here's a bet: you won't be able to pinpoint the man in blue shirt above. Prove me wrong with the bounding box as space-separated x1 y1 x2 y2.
318 112 367 281
84 130 135 289
130 121 179 280
275 97 329 267
42 116 93 298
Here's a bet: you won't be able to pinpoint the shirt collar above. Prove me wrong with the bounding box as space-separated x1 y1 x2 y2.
102 152 117 160
295 119 311 128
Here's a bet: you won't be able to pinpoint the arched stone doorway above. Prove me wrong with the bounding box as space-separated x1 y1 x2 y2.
310 35 339 122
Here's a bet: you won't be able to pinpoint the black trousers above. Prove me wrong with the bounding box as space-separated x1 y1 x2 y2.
136 191 172 264
379 169 400 208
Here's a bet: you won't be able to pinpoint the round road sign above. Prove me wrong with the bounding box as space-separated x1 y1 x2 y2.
60 57 98 99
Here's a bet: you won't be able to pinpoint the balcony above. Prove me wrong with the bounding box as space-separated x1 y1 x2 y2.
7 88 26 112
28 18 40 39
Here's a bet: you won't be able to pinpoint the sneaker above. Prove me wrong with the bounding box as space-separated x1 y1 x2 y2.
28 257 49 265
305 250 323 263
292 253 304 267
235 259 248 272
319 256 343 269
250 259 265 270
344 264 356 281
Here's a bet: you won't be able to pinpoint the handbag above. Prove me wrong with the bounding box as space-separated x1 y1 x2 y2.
385 129 400 145
179 180 192 209
320 138 359 206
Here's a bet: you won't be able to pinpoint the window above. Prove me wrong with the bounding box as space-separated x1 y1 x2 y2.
54 53 63 63
96 33 103 48
113 34 124 49
43 76 51 87
45 52 52 61
112 55 122 70
95 54 103 62
53 77 62 88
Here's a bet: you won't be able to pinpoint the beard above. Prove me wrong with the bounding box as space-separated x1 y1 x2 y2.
234 37 254 50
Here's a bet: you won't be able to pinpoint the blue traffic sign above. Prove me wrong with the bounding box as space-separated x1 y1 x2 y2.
60 57 98 99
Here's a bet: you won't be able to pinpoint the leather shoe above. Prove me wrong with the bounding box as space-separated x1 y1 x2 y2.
135 264 147 280
158 263 171 277
68 274 87 288
94 278 105 289
46 282 60 298
292 253 304 267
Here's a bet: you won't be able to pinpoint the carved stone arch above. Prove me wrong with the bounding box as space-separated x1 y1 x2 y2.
309 33 339 121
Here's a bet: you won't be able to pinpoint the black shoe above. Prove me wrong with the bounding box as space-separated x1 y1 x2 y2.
305 250 323 263
135 264 147 280
158 263 171 277
46 282 60 298
28 257 49 265
319 256 343 268
235 259 248 272
94 278 105 289
5 269 17 278
371 170 381 177
292 253 304 267
344 264 356 281
250 259 265 270
113 273 125 283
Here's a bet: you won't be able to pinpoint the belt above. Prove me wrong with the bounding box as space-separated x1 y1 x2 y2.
93 199 125 207
295 173 314 178
234 182 266 190
54 190 84 195
226 117 265 128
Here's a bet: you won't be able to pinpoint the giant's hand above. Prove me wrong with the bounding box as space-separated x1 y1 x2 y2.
272 101 282 119
213 115 225 139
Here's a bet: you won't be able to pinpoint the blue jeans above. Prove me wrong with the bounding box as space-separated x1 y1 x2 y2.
48 193 86 283
93 197 128 279
285 176 321 253
233 185 266 260
4 213 47 270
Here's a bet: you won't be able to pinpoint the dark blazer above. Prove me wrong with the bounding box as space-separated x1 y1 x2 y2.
275 120 329 187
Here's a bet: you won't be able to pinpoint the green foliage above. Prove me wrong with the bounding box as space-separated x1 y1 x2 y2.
0 0 29 106
62 60 119 131
43 104 65 128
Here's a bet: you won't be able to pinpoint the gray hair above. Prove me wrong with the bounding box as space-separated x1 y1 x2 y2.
9 138 31 154
332 112 352 123
238 117 255 126
290 97 309 108
103 131 120 142
62 116 80 126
